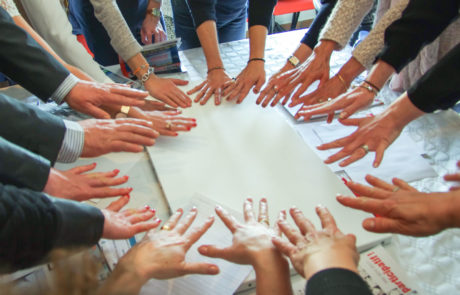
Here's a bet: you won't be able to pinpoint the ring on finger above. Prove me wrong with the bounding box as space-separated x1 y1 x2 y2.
361 144 369 154
259 218 270 226
161 225 171 231
165 120 172 130
273 85 279 93
393 186 400 192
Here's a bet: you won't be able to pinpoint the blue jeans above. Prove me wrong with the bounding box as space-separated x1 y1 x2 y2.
68 0 165 66
171 0 247 50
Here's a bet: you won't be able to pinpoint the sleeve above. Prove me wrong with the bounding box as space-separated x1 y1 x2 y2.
0 184 104 272
352 0 409 69
0 94 66 165
301 0 338 49
0 7 71 102
376 0 460 72
0 137 51 192
0 0 19 17
186 0 216 28
248 0 278 29
56 120 85 163
407 43 460 113
19 0 113 83
88 0 142 62
319 0 374 50
305 268 372 295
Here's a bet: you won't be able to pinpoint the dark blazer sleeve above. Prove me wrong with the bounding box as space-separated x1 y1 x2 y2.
0 184 104 272
376 0 460 72
0 137 51 191
0 94 66 165
305 268 372 295
407 43 460 113
301 0 337 49
0 7 70 101
248 0 278 29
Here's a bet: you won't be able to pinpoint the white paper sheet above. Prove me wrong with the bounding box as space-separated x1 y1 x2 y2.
140 195 252 295
299 120 437 184
146 82 389 253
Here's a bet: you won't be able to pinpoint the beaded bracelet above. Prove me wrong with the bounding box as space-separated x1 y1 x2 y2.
133 63 149 76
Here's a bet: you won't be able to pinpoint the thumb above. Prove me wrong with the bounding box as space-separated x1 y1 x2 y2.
198 245 231 260
105 195 130 211
170 78 189 86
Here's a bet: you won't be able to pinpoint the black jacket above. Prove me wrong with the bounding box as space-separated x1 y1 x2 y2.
0 183 104 272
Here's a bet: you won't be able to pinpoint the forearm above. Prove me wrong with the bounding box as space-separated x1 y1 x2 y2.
380 92 425 130
196 20 224 69
253 253 293 295
319 0 374 50
336 57 365 86
248 25 267 59
365 60 396 90
127 53 159 81
303 251 359 281
89 0 142 61
312 40 336 62
300 0 337 49
352 0 410 69
99 261 147 295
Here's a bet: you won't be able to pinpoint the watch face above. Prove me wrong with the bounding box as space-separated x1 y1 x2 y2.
288 56 300 67
151 8 161 17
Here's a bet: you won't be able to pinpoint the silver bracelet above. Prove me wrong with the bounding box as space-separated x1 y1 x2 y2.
141 67 155 84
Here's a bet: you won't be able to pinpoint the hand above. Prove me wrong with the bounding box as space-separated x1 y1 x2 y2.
296 85 375 123
317 113 404 168
187 69 233 105
199 198 293 295
272 206 359 280
224 61 265 104
142 110 197 136
256 65 293 108
43 163 131 201
144 77 192 108
64 81 147 119
141 14 166 44
140 98 178 112
348 174 418 196
337 181 458 236
199 198 286 267
79 118 158 157
444 160 460 191
102 196 161 239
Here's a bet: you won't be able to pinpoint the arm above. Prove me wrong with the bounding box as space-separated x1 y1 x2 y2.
0 7 70 101
406 43 460 113
141 0 166 44
319 0 374 50
376 0 460 73
20 0 113 83
0 184 104 272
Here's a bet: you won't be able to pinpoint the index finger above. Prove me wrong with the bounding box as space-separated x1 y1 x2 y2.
184 216 215 249
345 181 391 199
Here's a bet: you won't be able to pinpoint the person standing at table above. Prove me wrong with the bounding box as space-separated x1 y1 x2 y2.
175 0 277 105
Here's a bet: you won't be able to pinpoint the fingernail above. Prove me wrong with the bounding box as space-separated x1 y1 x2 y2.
364 219 375 229
177 208 183 213
124 175 129 180
208 265 219 274
155 218 162 223
317 204 325 209
144 205 151 210
373 162 379 168
174 133 179 136
191 206 197 211
200 246 208 254
129 187 133 192
150 208 156 214
261 197 267 202
92 162 97 166
113 169 120 174
187 127 191 131
215 205 222 211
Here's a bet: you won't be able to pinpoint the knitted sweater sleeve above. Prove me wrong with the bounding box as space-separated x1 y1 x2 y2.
89 0 142 61
352 0 409 69
319 0 374 50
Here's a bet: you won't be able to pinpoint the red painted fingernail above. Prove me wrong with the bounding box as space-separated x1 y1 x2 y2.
174 133 178 136
150 208 156 214
187 127 191 131
144 205 151 210
156 218 162 223
129 187 133 192
126 194 131 199
92 162 97 166
124 175 129 180
113 169 120 174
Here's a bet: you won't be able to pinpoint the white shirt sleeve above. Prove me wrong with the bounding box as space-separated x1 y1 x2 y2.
0 0 20 17
19 0 113 83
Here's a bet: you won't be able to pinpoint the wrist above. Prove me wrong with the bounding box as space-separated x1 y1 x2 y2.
337 57 365 86
252 249 288 272
303 251 358 280
314 40 336 57
382 93 425 129
102 261 147 295
444 193 460 229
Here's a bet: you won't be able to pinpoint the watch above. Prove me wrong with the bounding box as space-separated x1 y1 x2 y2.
148 7 161 17
287 55 300 67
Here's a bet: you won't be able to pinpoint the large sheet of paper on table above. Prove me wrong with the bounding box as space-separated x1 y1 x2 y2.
146 83 390 251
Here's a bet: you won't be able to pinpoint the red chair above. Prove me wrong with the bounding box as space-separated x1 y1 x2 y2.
273 0 315 30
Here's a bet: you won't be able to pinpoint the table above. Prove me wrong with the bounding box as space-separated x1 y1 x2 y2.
7 29 459 294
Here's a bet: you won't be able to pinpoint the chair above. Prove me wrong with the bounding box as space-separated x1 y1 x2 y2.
273 0 315 31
